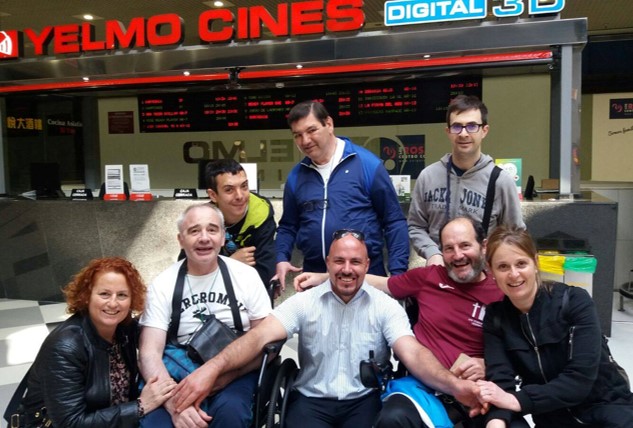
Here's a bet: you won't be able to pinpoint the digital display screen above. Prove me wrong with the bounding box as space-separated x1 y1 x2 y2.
138 76 482 132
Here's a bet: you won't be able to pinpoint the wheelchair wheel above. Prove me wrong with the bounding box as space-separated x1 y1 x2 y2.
266 358 298 428
254 355 282 427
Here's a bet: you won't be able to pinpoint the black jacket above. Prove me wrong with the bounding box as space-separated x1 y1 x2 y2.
21 313 141 427
483 282 633 427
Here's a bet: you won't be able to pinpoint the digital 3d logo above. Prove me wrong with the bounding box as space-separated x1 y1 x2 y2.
0 30 19 59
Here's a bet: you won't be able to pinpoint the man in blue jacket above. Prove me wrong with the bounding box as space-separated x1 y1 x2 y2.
275 100 409 289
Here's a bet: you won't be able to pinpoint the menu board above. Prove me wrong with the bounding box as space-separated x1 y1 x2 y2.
138 76 481 132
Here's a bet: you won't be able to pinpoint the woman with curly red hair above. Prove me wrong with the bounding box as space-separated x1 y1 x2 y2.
16 257 175 427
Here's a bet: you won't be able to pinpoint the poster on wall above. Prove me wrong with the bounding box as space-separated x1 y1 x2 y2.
108 111 135 134
495 158 523 200
380 134 425 177
609 98 633 119
390 175 411 202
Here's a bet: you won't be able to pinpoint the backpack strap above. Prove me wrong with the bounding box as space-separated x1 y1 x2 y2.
482 165 502 235
167 261 188 346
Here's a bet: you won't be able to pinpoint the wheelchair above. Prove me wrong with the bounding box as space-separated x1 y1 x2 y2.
359 350 476 428
252 340 299 428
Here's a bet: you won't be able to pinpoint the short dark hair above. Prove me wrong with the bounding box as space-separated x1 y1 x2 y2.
438 215 486 249
204 159 245 192
446 95 488 126
287 100 330 127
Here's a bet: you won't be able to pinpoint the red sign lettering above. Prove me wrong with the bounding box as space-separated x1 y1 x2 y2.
3 0 364 58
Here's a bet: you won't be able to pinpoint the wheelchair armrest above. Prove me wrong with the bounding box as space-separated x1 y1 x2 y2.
359 350 393 391
264 339 286 356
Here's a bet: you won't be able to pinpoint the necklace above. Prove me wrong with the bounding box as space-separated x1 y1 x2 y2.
186 268 221 322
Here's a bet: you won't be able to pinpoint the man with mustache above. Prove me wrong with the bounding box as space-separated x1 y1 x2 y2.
296 216 528 427
172 228 484 428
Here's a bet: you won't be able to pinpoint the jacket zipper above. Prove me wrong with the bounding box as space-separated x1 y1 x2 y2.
524 313 587 425
523 314 548 382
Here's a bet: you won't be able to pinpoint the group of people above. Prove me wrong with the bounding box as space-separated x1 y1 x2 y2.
11 96 633 428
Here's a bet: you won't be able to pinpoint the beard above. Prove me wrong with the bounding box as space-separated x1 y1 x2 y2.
447 254 486 283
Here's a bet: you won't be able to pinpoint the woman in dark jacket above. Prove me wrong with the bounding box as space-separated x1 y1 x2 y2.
477 226 633 428
19 257 175 427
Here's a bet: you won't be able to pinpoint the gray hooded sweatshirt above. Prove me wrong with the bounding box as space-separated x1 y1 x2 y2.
408 153 525 259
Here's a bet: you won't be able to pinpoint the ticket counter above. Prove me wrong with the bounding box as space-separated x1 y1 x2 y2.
0 191 617 334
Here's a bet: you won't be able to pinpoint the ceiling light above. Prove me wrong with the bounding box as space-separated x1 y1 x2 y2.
296 64 303 69
423 54 431 59
82 77 90 82
183 71 190 76
83 14 94 21
214 1 224 6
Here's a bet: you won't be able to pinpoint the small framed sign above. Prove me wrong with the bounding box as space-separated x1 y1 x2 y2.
70 188 93 200
173 188 198 199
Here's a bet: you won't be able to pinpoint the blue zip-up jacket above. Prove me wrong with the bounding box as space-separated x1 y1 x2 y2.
276 137 409 275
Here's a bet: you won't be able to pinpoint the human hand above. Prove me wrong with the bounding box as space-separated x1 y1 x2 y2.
451 378 488 417
173 364 218 413
275 262 303 291
426 254 445 267
476 380 521 412
139 376 177 413
293 272 328 292
451 357 485 381
232 246 257 266
171 405 211 428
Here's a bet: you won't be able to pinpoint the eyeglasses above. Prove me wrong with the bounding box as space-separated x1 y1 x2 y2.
448 123 484 134
332 229 365 241
302 199 328 212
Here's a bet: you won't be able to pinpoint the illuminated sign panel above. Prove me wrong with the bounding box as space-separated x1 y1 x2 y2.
385 0 487 26
0 30 19 58
138 76 482 132
385 0 565 26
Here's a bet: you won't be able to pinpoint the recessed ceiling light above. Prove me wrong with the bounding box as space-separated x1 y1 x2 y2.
214 1 224 6
296 64 303 69
183 71 190 76
423 54 431 59
82 77 90 82
73 14 103 21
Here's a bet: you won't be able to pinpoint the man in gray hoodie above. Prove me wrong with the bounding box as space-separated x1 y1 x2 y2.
408 95 525 266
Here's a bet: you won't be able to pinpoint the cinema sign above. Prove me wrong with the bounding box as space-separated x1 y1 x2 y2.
0 0 364 59
385 0 565 26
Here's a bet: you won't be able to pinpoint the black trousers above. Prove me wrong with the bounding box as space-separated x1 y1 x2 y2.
373 394 531 428
285 390 382 428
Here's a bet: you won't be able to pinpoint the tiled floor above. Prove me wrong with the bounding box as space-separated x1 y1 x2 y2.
1 294 632 428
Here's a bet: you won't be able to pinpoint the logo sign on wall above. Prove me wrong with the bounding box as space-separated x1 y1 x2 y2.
380 134 425 177
0 30 19 59
609 98 633 119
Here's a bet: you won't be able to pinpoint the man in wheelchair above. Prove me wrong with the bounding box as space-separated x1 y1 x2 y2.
172 229 486 427
296 217 530 427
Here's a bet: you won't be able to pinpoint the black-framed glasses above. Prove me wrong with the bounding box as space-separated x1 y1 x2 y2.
302 199 328 212
448 123 484 134
332 229 365 241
